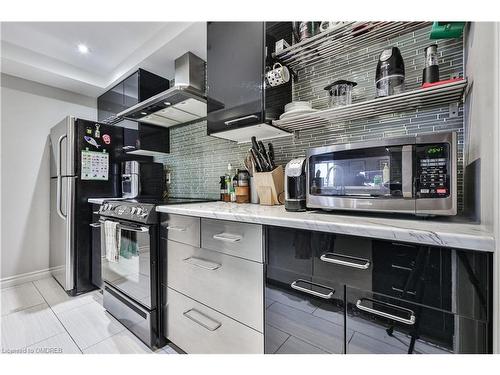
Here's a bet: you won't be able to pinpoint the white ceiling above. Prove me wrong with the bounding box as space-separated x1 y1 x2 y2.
0 22 207 97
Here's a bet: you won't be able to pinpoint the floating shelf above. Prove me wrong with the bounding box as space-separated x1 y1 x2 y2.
272 79 467 132
273 22 432 71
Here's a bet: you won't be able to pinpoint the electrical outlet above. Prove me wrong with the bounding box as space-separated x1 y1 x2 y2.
166 172 171 185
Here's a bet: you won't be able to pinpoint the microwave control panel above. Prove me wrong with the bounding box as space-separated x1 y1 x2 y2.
416 143 450 198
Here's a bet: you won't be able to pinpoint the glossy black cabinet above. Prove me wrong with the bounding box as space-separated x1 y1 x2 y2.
207 22 292 139
265 226 492 354
265 227 345 354
346 286 489 354
122 123 170 156
97 69 170 155
98 69 169 124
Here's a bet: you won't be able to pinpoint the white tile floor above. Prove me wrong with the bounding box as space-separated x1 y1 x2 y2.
0 277 180 354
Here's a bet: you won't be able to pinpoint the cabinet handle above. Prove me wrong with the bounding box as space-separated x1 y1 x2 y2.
183 256 221 271
212 233 242 242
356 298 416 326
320 253 370 270
290 279 334 300
183 308 222 331
224 115 258 126
166 225 187 232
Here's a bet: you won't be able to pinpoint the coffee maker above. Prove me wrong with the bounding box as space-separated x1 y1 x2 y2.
285 158 307 212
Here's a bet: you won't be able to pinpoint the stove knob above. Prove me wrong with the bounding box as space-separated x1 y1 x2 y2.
135 208 142 216
131 207 137 215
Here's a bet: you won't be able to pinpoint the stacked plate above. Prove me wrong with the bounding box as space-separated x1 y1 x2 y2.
280 101 318 120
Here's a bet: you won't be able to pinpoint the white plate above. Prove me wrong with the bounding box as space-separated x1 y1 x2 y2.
279 108 319 120
284 101 312 112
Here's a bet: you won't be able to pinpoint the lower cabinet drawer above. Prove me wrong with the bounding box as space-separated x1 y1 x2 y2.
201 218 263 262
160 213 200 247
166 287 264 354
346 286 490 354
167 240 264 332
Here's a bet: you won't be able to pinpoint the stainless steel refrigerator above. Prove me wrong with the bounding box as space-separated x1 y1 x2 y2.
49 116 123 295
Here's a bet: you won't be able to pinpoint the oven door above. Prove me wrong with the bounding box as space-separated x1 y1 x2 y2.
307 142 415 213
100 218 154 309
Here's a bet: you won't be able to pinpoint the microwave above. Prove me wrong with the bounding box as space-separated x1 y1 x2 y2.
306 132 457 216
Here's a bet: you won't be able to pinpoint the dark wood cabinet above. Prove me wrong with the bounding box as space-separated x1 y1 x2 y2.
207 22 292 139
265 226 493 354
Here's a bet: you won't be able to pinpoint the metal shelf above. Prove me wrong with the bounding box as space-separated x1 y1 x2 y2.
272 79 467 132
274 22 432 71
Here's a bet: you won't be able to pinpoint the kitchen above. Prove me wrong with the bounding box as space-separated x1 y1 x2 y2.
1 2 500 371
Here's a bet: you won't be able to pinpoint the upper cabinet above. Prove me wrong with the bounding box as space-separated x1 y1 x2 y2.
98 69 169 125
97 69 171 156
207 22 292 143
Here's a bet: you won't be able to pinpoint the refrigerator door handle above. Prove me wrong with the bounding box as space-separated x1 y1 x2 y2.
56 134 67 219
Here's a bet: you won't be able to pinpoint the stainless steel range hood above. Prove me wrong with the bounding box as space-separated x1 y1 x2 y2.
117 52 216 127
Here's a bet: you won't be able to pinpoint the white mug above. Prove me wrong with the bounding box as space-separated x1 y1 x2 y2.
266 63 290 87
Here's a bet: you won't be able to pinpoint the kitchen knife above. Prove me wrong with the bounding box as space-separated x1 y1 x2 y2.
252 137 269 171
250 148 262 172
268 143 275 169
257 141 272 171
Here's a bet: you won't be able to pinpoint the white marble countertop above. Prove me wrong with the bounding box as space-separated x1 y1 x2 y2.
156 202 495 252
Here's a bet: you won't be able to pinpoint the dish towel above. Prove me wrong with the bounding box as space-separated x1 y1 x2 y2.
104 220 120 263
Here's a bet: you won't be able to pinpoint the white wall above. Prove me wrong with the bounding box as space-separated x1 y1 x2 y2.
464 22 500 353
464 22 499 230
1 74 96 280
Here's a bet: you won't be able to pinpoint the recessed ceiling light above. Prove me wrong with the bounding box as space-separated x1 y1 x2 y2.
77 44 89 54
141 111 148 115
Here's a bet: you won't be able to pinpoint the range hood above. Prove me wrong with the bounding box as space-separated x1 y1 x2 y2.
117 52 217 127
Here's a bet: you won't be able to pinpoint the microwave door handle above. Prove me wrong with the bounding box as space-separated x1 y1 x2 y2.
402 145 413 198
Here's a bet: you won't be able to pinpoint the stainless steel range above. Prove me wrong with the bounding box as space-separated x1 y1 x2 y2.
95 198 213 349
96 199 161 348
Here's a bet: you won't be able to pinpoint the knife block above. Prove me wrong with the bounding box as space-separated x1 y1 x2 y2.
253 165 284 205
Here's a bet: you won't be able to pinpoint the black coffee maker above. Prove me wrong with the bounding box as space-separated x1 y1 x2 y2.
285 157 307 212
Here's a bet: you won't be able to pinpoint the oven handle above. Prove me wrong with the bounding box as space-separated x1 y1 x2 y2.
98 219 149 233
89 222 102 228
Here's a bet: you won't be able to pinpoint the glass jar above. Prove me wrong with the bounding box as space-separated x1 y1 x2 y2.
324 80 357 108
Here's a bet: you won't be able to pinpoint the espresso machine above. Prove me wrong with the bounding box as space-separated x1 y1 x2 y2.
285 157 307 212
